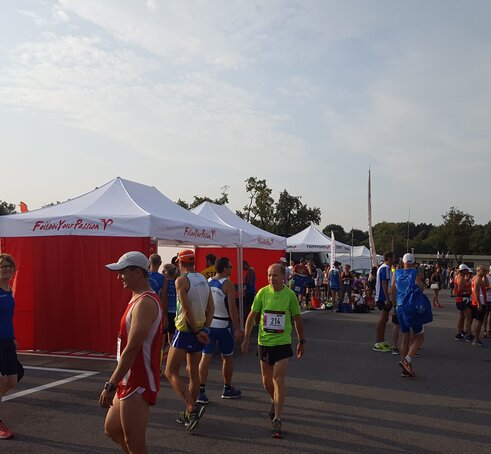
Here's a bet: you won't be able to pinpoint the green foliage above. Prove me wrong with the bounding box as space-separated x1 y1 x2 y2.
0 201 17 215
276 190 321 236
441 207 474 260
177 186 229 210
322 224 347 243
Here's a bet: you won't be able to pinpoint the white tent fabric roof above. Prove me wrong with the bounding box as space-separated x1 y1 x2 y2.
0 177 241 246
191 202 286 250
337 246 383 269
286 225 351 253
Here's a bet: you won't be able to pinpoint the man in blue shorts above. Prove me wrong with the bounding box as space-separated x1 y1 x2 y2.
198 257 242 404
391 253 425 377
241 263 305 439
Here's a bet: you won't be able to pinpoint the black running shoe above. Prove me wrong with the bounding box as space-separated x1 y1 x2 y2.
454 333 465 341
185 410 200 433
271 418 283 438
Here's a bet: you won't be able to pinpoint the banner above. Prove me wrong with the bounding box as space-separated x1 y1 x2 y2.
330 230 336 269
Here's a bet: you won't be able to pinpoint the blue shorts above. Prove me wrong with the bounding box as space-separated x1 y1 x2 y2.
396 306 424 335
170 330 205 353
202 326 235 356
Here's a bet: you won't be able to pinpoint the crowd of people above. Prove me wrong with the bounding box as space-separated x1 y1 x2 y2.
1 249 490 451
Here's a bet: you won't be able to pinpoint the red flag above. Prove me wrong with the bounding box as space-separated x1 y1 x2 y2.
20 202 28 213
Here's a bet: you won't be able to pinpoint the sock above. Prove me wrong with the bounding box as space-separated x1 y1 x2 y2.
199 384 206 393
405 355 412 363
223 384 231 390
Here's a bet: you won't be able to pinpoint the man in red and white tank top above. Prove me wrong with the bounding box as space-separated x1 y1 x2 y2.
100 251 163 454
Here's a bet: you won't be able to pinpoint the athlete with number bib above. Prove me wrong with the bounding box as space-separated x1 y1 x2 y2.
241 263 305 439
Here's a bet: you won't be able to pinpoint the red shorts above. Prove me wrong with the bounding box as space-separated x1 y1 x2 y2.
117 384 158 405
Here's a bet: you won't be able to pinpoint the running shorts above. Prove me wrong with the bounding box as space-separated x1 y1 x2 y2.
0 338 18 376
258 344 293 365
202 326 235 356
117 385 158 405
396 306 423 335
170 330 205 353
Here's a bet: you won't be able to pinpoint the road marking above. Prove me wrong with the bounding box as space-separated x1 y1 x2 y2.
19 351 116 361
4 366 99 401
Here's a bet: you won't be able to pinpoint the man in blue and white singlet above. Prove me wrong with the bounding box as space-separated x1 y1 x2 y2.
198 257 242 404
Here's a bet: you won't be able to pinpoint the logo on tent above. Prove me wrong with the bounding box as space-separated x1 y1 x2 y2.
258 237 274 246
32 218 114 232
184 226 216 240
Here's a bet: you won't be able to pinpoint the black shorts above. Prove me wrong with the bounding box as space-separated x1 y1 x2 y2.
472 305 487 322
258 344 293 365
377 301 391 312
456 298 471 312
0 338 18 376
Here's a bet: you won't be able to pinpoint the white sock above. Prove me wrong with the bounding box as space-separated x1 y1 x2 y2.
405 355 412 363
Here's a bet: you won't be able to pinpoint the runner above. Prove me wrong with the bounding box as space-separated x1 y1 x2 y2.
101 251 163 453
328 261 342 311
241 263 305 439
147 253 164 296
454 264 473 341
164 249 214 432
373 252 394 352
471 266 487 347
391 253 426 378
198 257 242 404
0 254 19 440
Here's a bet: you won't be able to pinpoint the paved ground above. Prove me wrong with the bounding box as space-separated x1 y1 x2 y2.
2 290 491 453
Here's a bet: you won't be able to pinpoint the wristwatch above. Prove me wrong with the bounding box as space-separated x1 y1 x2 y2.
103 381 116 392
298 339 306 344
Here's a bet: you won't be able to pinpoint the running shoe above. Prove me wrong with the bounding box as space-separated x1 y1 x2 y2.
392 348 400 356
373 343 391 353
185 406 205 433
472 341 485 347
0 422 13 439
197 391 209 404
400 369 411 378
176 411 188 425
465 334 475 343
454 332 465 341
398 359 415 377
271 418 283 438
221 387 242 399
269 402 276 420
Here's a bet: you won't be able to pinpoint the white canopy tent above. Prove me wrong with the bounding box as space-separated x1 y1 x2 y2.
0 177 241 245
0 177 241 354
191 201 286 249
286 224 351 253
337 246 383 271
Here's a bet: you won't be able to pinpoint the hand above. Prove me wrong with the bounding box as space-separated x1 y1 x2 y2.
296 342 304 359
241 338 249 354
196 331 209 344
233 329 242 342
99 389 115 409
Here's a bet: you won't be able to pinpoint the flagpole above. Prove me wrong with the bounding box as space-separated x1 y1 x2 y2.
368 168 378 267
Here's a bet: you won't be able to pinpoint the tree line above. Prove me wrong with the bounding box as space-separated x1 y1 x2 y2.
1 178 489 259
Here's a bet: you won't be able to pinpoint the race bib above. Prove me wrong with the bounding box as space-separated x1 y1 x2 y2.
263 311 286 333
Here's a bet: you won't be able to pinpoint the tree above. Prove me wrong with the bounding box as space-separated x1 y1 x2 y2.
275 190 321 236
176 186 230 210
238 177 275 231
0 201 17 215
322 224 347 243
441 207 474 261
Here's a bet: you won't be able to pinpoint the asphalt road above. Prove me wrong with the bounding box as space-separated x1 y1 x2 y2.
3 290 491 453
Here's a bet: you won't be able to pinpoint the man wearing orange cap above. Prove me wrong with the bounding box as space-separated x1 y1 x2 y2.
164 249 214 433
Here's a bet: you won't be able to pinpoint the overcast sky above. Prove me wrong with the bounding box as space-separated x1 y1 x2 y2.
1 0 490 231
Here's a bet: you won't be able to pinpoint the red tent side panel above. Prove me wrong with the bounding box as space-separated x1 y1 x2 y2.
194 247 285 290
1 236 150 353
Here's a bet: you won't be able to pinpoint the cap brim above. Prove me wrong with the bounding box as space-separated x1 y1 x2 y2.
106 263 126 271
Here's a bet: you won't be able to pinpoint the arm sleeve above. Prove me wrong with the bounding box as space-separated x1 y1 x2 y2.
251 289 263 313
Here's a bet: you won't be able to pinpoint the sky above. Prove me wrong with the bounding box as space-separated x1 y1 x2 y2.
1 0 490 231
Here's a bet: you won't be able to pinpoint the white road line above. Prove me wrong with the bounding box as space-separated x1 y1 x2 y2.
4 367 99 401
19 351 116 361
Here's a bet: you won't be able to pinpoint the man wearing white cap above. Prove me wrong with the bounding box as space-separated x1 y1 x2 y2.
100 251 163 453
391 253 426 377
